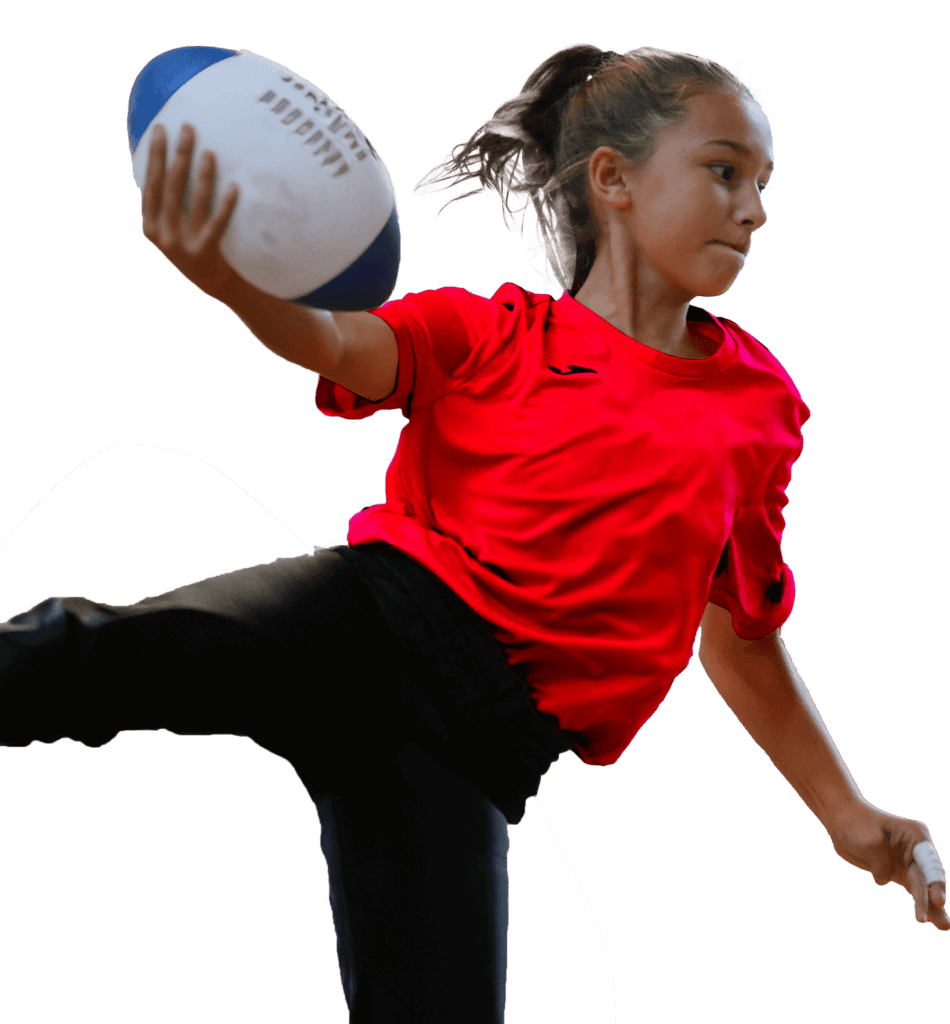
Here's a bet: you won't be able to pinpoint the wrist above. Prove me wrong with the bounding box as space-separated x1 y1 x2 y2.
214 266 259 309
825 797 875 839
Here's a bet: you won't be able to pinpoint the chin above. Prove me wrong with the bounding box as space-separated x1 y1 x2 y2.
694 273 741 298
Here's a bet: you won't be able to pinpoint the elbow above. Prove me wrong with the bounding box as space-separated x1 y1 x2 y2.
699 629 782 681
699 601 780 666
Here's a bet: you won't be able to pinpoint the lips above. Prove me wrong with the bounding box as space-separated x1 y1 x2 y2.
713 240 747 255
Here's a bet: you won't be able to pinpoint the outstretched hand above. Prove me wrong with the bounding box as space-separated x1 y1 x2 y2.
141 123 241 303
829 802 948 930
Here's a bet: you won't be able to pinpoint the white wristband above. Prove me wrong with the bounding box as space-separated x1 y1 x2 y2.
913 841 946 887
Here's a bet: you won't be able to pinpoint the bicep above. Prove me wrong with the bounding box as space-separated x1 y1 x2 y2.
325 311 399 402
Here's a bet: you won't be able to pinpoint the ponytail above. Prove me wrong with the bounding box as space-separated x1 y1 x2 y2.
415 44 756 295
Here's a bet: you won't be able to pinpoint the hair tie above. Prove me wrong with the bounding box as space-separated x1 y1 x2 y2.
535 52 622 173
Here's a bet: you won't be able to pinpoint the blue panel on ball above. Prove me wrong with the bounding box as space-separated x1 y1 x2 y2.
127 46 239 157
293 207 401 311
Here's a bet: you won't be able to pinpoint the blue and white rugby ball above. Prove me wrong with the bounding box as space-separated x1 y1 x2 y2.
128 46 400 311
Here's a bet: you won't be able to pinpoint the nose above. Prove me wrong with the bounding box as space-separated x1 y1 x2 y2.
743 184 767 231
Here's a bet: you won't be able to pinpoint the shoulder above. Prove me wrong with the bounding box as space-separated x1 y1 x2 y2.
490 280 561 314
716 314 775 356
720 315 810 419
378 282 536 327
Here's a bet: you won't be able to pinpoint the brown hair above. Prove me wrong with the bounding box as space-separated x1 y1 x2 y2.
415 44 758 295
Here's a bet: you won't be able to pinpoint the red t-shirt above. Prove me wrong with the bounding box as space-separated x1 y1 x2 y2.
316 283 811 766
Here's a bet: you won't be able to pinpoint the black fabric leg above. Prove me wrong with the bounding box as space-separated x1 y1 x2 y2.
0 549 425 785
0 548 510 1021
315 740 509 1024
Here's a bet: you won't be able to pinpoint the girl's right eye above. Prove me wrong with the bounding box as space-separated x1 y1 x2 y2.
710 164 767 193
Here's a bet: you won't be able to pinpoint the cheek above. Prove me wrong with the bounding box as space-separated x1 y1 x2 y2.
661 190 714 238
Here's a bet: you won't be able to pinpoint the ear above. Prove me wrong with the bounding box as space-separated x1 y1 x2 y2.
581 146 634 214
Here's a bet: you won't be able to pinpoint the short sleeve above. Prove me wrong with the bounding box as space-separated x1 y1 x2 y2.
315 286 506 420
707 449 800 641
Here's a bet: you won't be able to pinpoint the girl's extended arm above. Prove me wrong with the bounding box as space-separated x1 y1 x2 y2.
698 601 948 929
222 273 399 402
142 121 397 400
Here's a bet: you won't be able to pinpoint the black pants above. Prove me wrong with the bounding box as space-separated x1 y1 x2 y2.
0 548 509 1022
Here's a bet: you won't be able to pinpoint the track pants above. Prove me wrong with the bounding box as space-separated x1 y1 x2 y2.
0 548 508 1022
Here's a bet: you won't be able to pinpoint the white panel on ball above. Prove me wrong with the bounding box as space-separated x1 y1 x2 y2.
129 49 399 308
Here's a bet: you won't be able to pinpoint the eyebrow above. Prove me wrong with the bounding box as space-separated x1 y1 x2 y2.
705 139 774 171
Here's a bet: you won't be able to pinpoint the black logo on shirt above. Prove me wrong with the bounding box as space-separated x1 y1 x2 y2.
549 365 597 375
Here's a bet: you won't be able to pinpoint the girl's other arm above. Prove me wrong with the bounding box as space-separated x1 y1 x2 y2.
699 601 948 929
698 601 864 830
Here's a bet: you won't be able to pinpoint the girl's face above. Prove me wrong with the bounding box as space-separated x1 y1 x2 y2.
588 90 774 301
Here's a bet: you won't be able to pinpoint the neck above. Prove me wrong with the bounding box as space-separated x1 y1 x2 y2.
572 263 694 356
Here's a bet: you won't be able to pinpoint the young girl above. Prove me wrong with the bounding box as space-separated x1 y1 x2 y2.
2 42 946 1023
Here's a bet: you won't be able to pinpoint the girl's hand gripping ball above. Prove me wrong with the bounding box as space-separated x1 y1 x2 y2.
141 122 240 302
129 47 399 310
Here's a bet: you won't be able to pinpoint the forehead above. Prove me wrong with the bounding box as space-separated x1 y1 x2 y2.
667 91 773 164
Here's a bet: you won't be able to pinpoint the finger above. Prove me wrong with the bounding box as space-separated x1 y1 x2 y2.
908 861 927 922
928 882 950 929
205 180 239 250
188 150 238 247
162 123 196 234
142 124 167 229
183 149 216 235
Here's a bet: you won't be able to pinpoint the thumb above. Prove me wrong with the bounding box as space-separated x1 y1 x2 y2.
871 849 893 886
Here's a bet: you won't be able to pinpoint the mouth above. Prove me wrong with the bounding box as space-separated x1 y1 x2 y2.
712 241 746 256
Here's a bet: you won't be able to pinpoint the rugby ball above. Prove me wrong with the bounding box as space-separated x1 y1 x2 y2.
128 46 400 311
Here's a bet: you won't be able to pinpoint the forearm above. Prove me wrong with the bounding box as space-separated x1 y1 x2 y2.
219 271 343 376
699 634 867 831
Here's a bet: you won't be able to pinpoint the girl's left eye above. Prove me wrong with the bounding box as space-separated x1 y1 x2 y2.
710 164 767 192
